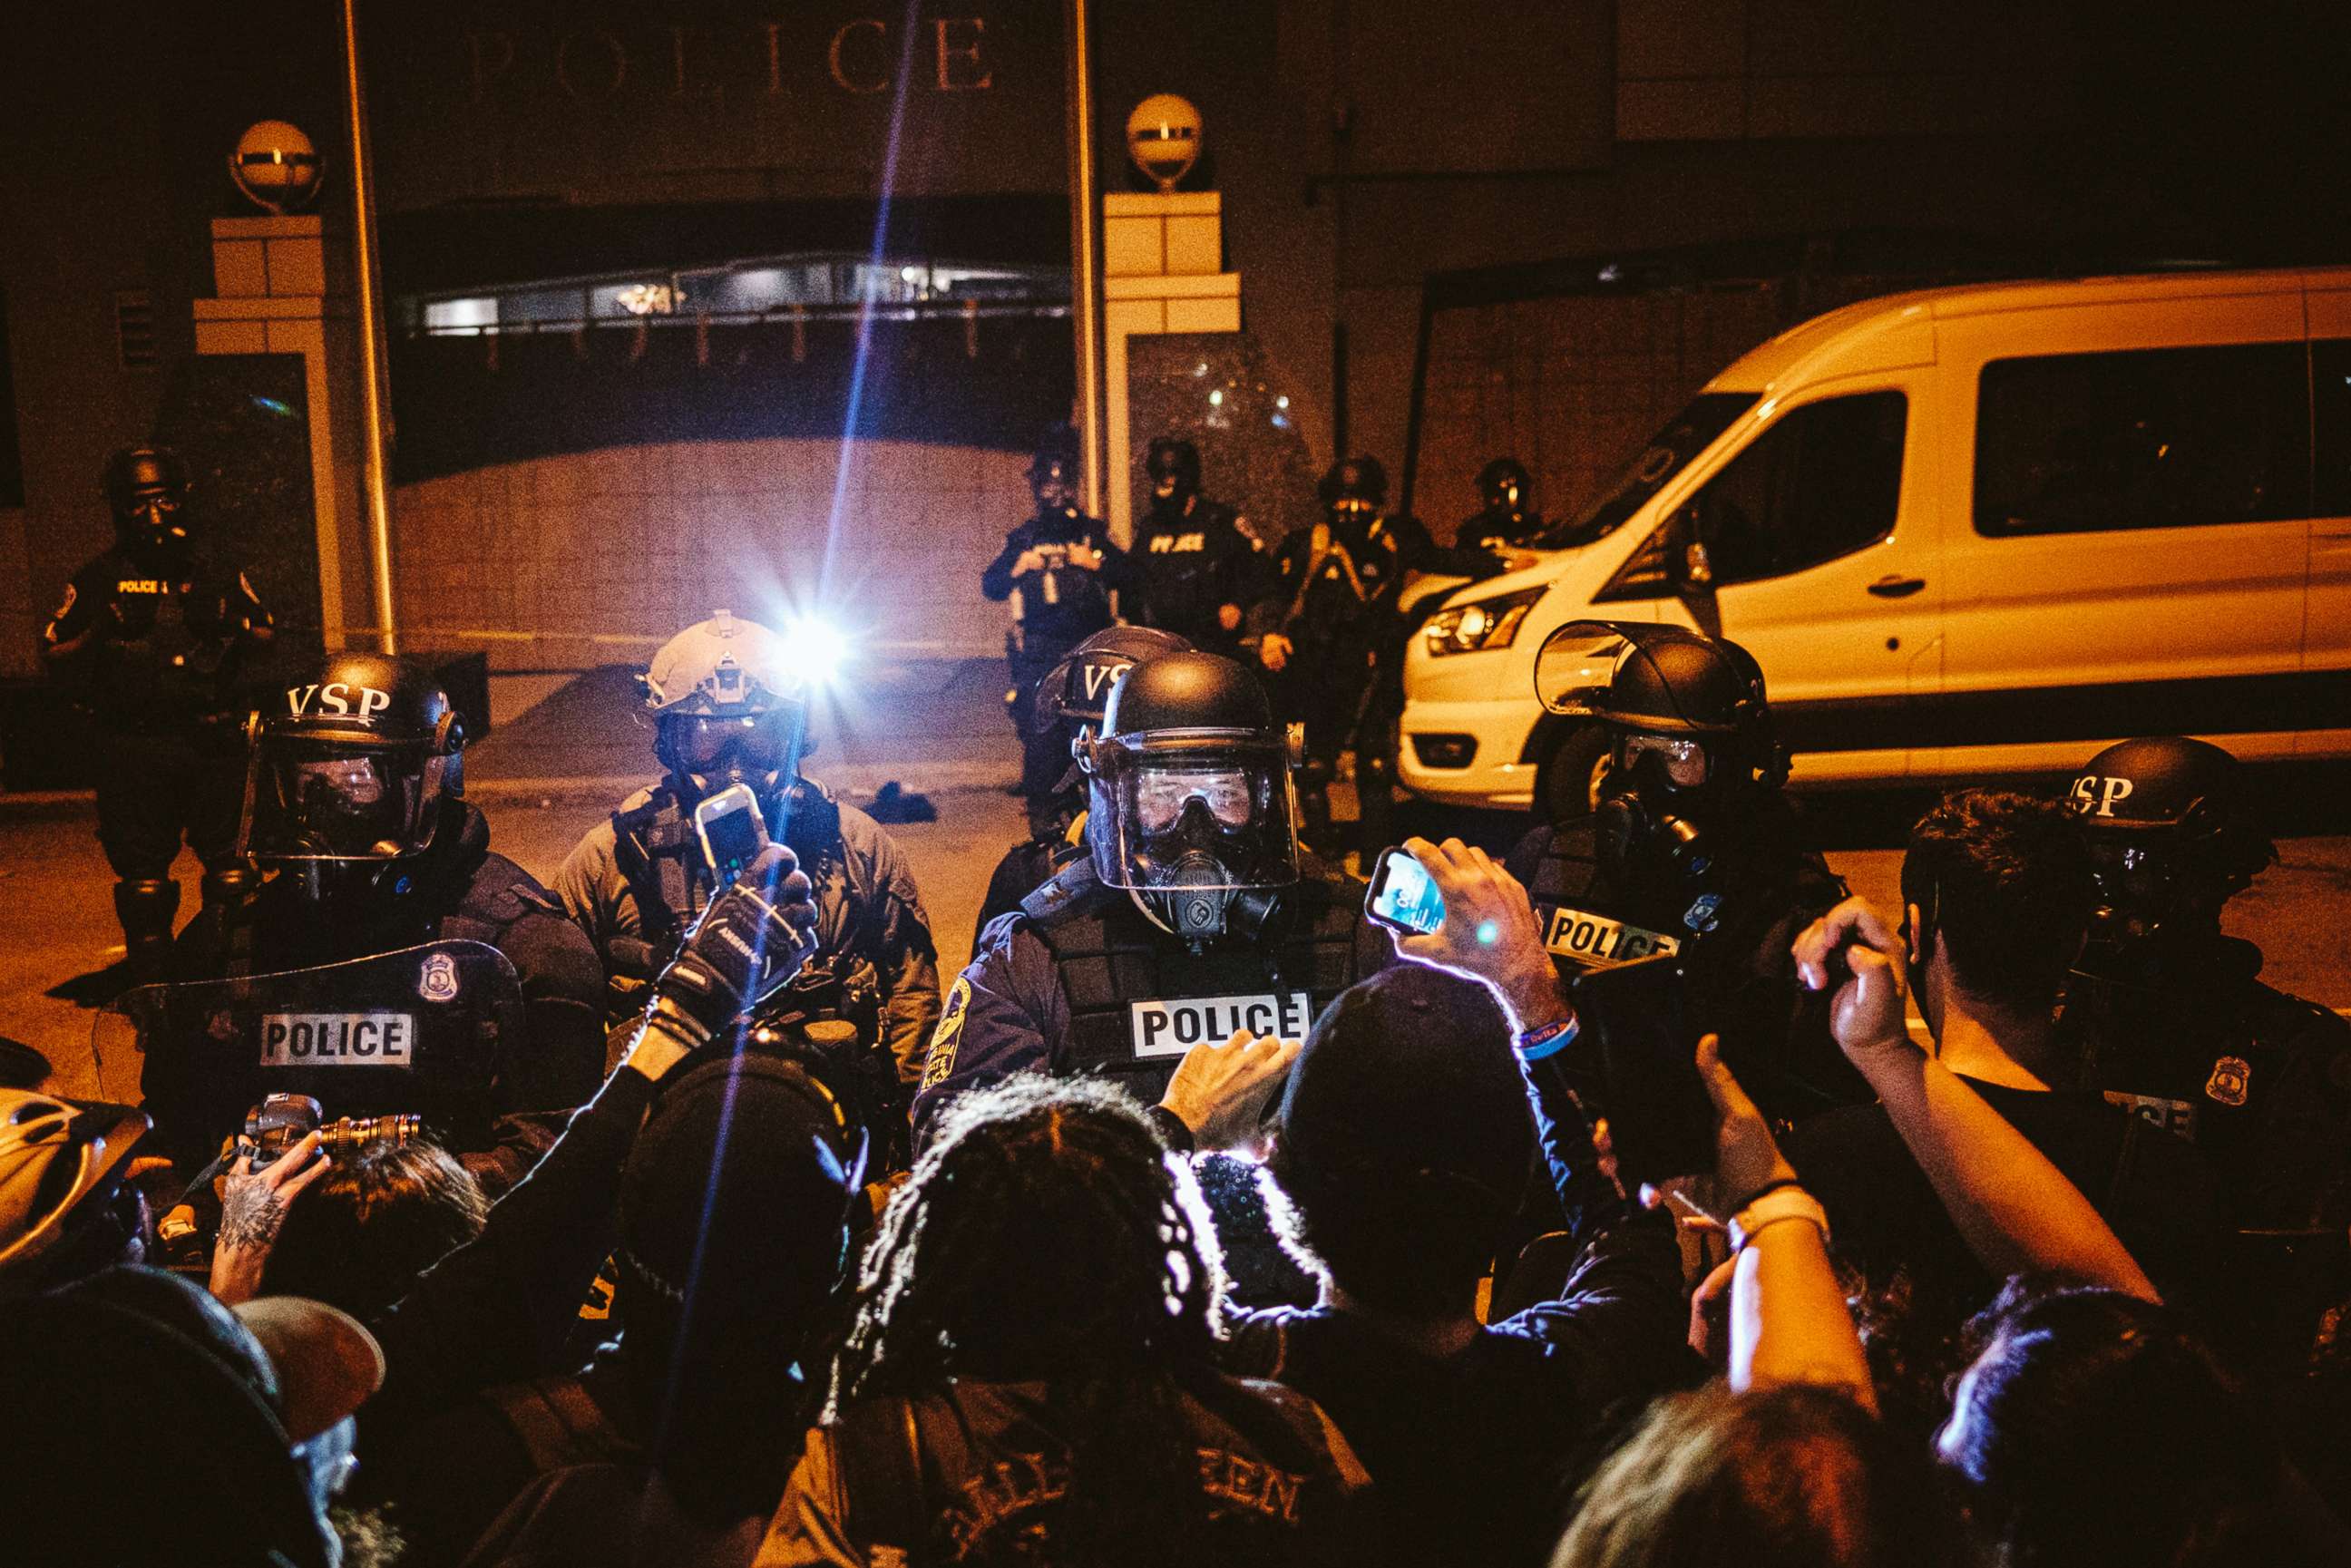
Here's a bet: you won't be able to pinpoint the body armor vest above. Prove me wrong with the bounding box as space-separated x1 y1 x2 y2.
1021 865 1374 1101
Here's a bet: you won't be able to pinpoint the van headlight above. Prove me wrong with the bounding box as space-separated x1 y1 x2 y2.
1422 587 1545 657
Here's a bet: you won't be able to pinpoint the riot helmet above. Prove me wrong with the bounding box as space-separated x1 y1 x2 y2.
1476 456 1532 520
1146 437 1203 510
103 443 191 548
1535 621 1783 909
241 653 464 865
640 611 810 805
2068 735 2274 950
1317 455 1387 521
1025 624 1194 749
1029 426 1083 518
0 1088 151 1298
1078 652 1300 944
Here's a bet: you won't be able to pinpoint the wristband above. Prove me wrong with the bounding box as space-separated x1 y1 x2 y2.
1515 1014 1581 1061
1729 1184 1830 1254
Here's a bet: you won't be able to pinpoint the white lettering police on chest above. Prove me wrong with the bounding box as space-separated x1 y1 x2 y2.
1129 992 1313 1058
259 1011 416 1067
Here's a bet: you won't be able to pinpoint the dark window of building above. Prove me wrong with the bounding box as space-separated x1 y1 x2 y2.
0 291 22 508
115 291 158 369
2310 339 2351 516
1975 344 2309 537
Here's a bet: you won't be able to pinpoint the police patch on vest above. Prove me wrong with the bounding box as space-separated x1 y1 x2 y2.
259 1012 415 1066
417 951 460 1003
2204 1054 2251 1107
1130 992 1313 1059
1537 905 1682 968
922 976 972 1090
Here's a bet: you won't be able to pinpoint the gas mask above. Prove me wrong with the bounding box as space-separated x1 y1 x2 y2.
1087 746 1299 950
1147 443 1200 513
1595 731 1726 930
2079 837 2223 970
659 710 804 804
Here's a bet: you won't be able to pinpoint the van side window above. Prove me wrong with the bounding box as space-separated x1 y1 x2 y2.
2312 340 2351 515
1975 344 2309 537
1602 391 1907 599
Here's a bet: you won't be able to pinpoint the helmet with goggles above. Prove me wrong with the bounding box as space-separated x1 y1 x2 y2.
1146 437 1203 506
241 653 464 864
640 612 810 800
2068 735 2274 944
1476 456 1532 516
1534 620 1784 800
1078 652 1300 943
1317 455 1387 518
103 443 192 546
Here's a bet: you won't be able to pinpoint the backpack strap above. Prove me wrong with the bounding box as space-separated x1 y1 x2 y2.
610 787 690 950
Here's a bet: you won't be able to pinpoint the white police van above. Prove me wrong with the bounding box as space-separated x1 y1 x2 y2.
1398 268 2351 819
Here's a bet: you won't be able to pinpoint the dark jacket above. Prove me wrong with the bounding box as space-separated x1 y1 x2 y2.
1130 494 1269 652
980 511 1129 651
757 1373 1375 1567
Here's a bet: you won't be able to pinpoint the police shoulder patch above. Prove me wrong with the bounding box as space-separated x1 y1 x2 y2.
922 976 972 1091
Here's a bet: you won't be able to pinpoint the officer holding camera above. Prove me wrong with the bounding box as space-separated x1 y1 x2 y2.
42 444 275 986
983 428 1132 829
1506 622 1853 1119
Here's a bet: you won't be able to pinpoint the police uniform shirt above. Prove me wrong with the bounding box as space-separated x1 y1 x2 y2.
912 865 1390 1137
2063 939 2351 1233
1130 495 1267 647
980 513 1128 648
44 543 272 720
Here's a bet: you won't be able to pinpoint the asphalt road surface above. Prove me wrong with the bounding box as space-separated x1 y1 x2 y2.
5 662 2346 1099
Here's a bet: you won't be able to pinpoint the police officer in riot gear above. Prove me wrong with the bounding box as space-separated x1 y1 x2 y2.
1247 455 1439 854
555 611 941 1097
971 623 1193 944
1506 621 1852 1117
1129 436 1265 657
2061 736 2351 1240
170 652 605 1172
915 651 1388 1133
1457 457 1547 558
42 444 274 985
982 428 1130 826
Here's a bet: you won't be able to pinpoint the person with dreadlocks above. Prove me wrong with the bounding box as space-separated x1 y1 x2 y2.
756 1069 1373 1568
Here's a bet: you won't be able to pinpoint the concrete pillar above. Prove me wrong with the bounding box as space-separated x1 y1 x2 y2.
1099 190 1241 546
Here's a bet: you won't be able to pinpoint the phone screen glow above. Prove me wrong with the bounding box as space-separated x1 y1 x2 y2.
1372 852 1445 933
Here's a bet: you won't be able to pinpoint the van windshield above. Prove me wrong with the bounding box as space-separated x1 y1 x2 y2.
1532 392 1757 549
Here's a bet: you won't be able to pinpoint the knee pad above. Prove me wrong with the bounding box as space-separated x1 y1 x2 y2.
112 879 180 941
200 862 258 908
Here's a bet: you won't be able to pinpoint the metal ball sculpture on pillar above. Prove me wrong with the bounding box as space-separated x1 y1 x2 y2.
228 121 324 215
1126 94 1202 191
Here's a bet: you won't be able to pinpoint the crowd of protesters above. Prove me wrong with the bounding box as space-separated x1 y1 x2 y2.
5 627 2351 1564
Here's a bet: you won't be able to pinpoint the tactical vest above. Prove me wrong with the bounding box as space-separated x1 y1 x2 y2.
1021 865 1372 1100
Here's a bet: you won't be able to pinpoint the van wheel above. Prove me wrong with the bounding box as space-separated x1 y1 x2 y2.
1536 725 1614 824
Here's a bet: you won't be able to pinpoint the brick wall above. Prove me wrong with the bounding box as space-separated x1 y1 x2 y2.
391 436 1029 668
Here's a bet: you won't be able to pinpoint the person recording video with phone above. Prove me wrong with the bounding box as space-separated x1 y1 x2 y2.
555 611 940 1100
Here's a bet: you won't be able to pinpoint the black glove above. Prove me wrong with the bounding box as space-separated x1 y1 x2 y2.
649 844 819 1040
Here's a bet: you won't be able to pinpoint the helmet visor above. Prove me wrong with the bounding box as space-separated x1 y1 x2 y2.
243 738 443 861
1534 621 1642 716
1090 731 1299 892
